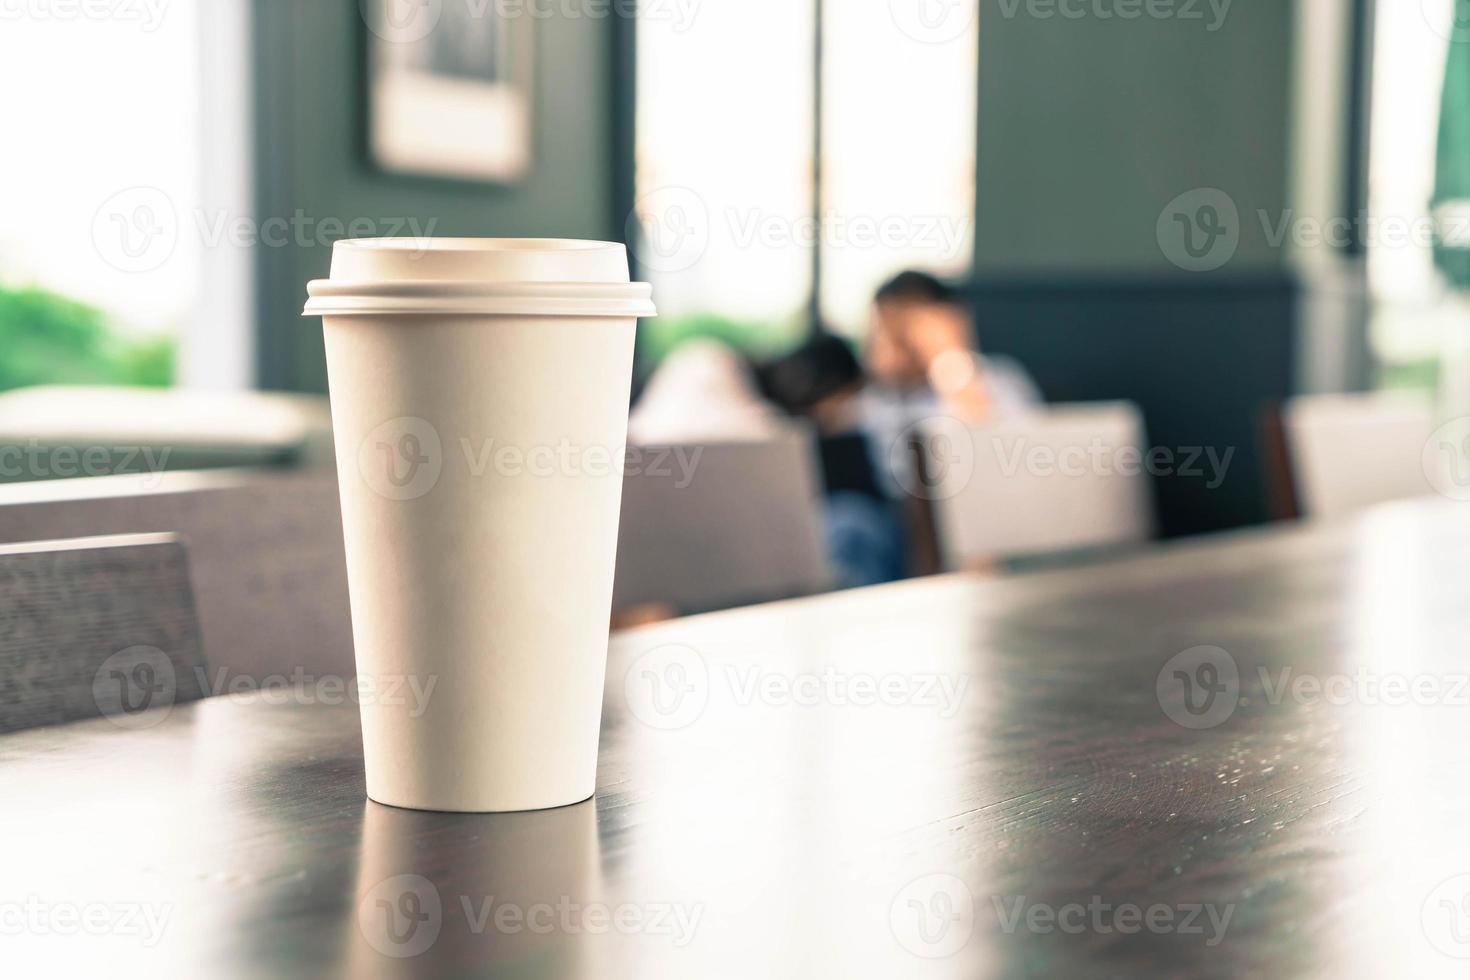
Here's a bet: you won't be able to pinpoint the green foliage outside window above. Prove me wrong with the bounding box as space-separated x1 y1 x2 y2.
638 312 806 370
1377 358 1439 393
0 284 175 391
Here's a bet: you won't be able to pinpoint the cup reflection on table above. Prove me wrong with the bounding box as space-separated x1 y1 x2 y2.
346 799 603 977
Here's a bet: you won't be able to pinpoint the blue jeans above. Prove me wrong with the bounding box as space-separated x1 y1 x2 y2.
823 491 906 589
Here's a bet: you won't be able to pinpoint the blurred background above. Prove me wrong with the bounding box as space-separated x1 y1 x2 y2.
4 0 1470 625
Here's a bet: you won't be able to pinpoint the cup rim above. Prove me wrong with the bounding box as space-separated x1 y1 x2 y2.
303 278 657 319
339 237 622 253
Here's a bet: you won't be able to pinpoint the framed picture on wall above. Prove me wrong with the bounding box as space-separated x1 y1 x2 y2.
363 0 533 183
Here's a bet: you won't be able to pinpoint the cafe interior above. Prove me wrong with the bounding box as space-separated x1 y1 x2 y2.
6 0 1470 976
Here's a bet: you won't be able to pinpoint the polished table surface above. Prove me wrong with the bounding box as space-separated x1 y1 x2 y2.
9 497 1470 977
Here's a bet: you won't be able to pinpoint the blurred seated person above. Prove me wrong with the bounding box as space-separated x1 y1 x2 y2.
861 270 1041 475
767 271 1043 494
628 339 787 444
761 332 904 589
759 332 876 492
763 271 1043 586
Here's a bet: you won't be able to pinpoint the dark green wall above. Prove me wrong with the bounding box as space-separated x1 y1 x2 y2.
252 0 621 392
974 0 1295 275
970 1 1368 535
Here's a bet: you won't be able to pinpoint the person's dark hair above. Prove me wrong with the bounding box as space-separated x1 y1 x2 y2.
758 332 864 415
873 270 961 307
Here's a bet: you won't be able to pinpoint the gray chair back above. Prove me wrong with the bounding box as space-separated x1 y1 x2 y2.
0 533 207 733
923 402 1155 568
1284 393 1437 520
614 432 831 614
0 470 352 683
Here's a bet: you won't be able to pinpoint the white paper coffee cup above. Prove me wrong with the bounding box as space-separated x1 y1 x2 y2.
305 238 655 812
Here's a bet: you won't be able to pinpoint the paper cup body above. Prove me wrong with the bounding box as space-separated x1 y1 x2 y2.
307 239 653 812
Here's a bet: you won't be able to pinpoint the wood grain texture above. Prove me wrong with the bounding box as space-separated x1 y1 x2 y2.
4 497 1470 977
0 534 206 733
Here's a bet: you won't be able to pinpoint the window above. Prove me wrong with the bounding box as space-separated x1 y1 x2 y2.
0 0 251 390
818 2 977 337
1368 0 1457 391
631 0 978 365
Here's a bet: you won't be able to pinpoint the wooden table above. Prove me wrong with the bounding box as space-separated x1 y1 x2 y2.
8 497 1470 977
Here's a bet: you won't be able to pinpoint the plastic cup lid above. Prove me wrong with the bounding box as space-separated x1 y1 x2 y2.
303 238 657 318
